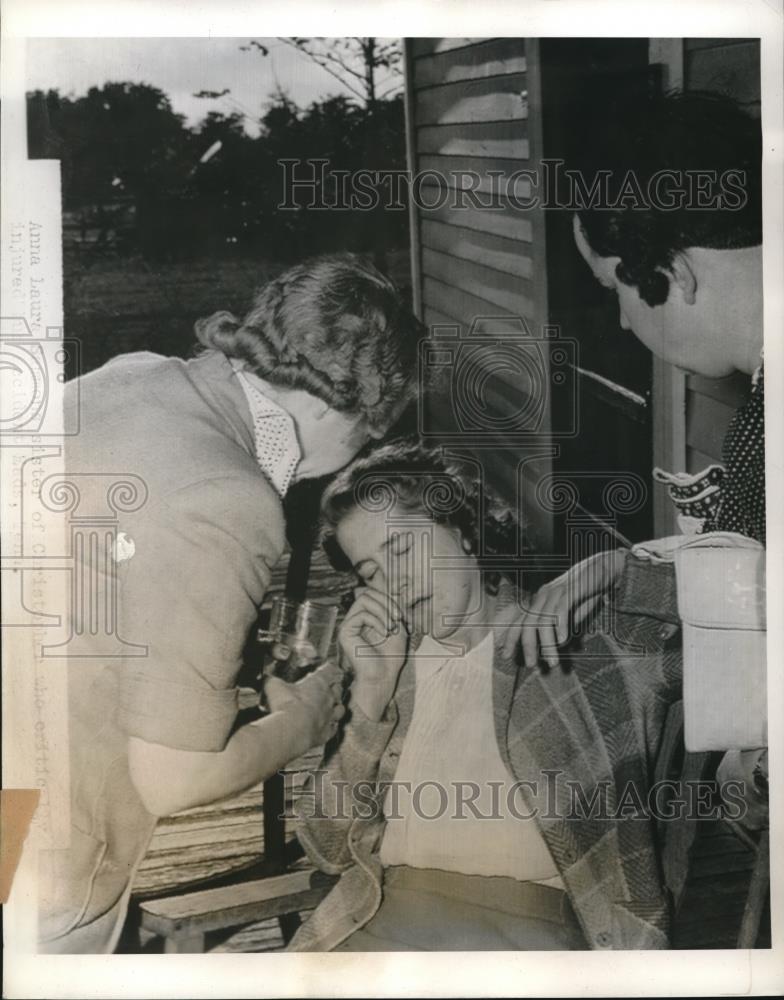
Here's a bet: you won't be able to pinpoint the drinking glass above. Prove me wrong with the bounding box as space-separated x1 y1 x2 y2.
256 596 339 698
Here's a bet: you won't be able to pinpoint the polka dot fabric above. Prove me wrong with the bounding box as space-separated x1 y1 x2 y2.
233 368 301 497
704 362 765 545
656 361 765 546
653 462 726 526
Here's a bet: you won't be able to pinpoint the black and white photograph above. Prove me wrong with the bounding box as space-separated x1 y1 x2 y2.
2 3 782 997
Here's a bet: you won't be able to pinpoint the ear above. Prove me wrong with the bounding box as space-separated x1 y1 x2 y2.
669 252 697 305
310 396 332 420
448 525 473 554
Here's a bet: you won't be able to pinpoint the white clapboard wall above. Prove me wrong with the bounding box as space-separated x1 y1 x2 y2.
406 39 761 541
405 38 554 549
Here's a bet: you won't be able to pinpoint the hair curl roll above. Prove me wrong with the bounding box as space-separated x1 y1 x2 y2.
194 253 425 434
320 437 521 596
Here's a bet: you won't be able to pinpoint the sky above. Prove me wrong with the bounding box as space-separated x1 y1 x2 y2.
25 37 384 135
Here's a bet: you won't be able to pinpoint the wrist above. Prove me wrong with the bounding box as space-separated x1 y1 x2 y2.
349 682 393 723
258 703 313 758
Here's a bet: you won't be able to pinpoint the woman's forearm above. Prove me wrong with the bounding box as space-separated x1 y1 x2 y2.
128 711 311 817
296 704 398 870
347 680 396 722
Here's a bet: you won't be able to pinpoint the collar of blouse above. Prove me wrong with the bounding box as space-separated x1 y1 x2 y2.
229 359 302 497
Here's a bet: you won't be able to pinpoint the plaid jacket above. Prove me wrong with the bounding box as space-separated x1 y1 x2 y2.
291 557 686 951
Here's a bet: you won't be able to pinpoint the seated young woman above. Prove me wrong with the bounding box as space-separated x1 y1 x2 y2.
288 439 685 952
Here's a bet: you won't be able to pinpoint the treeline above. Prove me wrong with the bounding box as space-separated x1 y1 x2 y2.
26 83 408 261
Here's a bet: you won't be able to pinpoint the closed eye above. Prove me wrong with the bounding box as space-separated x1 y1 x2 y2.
388 533 413 557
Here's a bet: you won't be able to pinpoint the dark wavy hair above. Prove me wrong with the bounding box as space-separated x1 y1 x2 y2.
320 438 520 595
573 90 762 306
194 253 425 434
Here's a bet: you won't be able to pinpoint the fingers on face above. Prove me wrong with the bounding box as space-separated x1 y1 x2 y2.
353 587 404 628
343 609 388 647
343 598 407 649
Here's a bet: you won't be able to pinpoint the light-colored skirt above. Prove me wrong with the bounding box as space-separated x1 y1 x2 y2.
333 866 587 951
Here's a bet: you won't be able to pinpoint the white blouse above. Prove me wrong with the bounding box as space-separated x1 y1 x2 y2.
380 632 563 886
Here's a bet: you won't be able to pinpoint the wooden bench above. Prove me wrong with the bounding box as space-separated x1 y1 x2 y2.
139 869 338 953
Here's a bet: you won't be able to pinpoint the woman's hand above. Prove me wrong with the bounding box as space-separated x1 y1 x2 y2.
338 588 409 722
264 661 346 752
513 549 629 668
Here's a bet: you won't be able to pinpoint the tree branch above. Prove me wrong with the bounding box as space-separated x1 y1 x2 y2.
313 47 368 84
376 81 404 99
278 37 366 101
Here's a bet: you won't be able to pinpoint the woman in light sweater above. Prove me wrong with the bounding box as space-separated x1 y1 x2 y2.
39 253 423 953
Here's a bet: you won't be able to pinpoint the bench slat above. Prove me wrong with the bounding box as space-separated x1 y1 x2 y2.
140 870 335 938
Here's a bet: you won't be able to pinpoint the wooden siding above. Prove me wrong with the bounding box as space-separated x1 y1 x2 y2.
415 75 528 127
420 219 533 279
421 247 535 315
409 35 541 328
408 38 537 325
418 198 533 243
417 121 529 159
412 38 489 57
413 37 528 87
421 276 529 333
407 38 553 547
409 37 760 543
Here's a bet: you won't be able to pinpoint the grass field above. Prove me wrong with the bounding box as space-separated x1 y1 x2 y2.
64 247 412 378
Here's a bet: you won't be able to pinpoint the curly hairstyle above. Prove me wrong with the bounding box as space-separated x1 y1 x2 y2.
320 437 521 595
573 90 762 307
194 253 425 434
